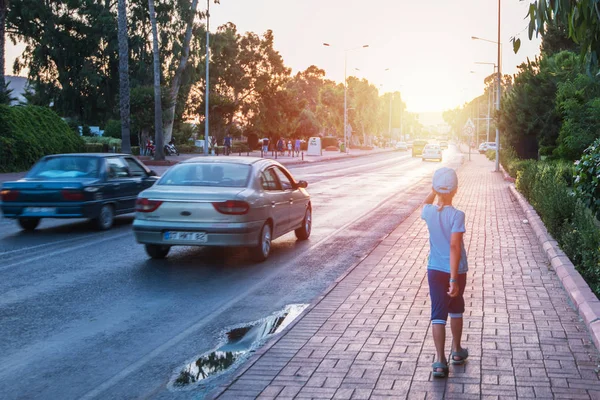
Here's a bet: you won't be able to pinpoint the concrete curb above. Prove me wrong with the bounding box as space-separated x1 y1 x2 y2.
499 162 516 183
509 184 600 350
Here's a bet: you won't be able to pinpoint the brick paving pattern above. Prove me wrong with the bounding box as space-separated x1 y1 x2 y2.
213 155 600 399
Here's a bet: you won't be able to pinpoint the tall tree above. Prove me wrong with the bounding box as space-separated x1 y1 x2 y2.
117 0 132 153
0 0 7 103
162 0 200 144
148 0 164 159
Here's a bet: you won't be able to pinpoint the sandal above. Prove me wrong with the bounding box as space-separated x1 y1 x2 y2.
450 348 469 365
432 361 449 378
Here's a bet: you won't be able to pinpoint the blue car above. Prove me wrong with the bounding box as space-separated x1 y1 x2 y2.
0 154 159 231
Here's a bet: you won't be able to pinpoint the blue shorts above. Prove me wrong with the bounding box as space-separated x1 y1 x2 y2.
427 269 467 325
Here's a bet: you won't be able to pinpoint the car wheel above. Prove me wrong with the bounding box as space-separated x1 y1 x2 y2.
251 222 272 262
94 204 114 230
18 218 40 231
145 244 171 259
295 207 312 241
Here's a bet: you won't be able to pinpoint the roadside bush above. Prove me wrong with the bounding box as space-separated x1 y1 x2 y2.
178 144 199 154
574 138 600 217
82 136 122 149
516 159 600 296
82 143 104 153
321 136 338 148
231 143 250 153
561 202 600 295
131 146 140 156
172 123 195 145
0 105 83 172
485 149 496 161
103 119 121 139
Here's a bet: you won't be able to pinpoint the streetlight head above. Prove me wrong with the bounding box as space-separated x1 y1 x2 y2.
323 43 331 47
471 36 479 40
362 45 369 48
385 68 390 71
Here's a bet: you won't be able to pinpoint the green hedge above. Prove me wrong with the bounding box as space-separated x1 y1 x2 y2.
0 105 83 172
516 161 600 295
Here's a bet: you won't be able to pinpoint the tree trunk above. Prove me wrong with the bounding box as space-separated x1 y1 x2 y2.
162 0 199 144
117 0 132 153
0 0 8 101
148 0 164 160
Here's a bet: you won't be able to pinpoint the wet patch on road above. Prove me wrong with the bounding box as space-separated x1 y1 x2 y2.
169 303 308 390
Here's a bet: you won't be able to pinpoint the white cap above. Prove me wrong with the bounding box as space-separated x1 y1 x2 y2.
432 167 458 194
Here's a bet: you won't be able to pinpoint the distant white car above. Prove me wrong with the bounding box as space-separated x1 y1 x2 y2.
422 144 442 162
395 142 408 151
479 142 497 154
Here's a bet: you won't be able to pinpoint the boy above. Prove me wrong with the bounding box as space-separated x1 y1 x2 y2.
421 167 469 378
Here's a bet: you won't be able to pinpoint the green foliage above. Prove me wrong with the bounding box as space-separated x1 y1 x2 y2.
525 0 600 64
561 203 600 295
499 52 580 159
172 123 195 145
554 74 600 160
485 149 496 161
0 83 15 105
81 125 93 137
103 119 122 139
131 146 140 156
0 105 83 172
177 144 200 154
574 138 600 217
82 143 104 153
516 159 600 296
82 136 122 149
321 137 338 148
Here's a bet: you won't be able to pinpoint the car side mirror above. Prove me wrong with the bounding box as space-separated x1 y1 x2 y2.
297 180 308 189
148 170 157 177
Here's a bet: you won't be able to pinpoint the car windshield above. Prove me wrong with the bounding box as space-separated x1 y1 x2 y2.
158 163 251 187
27 156 100 179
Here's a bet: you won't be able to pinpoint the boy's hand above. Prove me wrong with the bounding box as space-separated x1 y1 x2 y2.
447 281 459 297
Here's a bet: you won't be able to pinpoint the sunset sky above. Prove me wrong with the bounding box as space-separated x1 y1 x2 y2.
4 0 542 116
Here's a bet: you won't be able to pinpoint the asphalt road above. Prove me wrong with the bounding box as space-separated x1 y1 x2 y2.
0 147 464 399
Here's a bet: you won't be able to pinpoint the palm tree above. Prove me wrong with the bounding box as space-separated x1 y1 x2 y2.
0 0 9 104
117 0 132 153
148 0 164 160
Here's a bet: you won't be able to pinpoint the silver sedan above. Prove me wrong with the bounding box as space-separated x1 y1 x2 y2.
132 157 312 261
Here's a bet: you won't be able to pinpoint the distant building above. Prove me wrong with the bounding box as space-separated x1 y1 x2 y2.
5 76 28 105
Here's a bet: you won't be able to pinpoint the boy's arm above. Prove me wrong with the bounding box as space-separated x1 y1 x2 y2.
448 232 463 297
424 189 436 205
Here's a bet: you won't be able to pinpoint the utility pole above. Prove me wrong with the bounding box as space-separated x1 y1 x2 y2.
203 0 210 156
495 0 501 172
388 93 392 141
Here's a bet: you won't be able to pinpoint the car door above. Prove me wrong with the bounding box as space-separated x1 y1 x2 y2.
123 156 158 193
272 166 307 231
105 157 138 212
260 167 290 237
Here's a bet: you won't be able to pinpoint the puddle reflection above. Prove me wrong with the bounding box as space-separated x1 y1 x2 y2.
173 303 308 388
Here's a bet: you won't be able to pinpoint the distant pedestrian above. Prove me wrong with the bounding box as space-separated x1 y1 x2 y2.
277 138 284 156
421 167 469 378
262 138 269 155
224 134 232 156
287 140 292 156
295 138 301 156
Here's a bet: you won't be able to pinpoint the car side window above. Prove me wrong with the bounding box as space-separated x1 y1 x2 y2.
124 157 148 177
261 168 281 191
272 167 294 191
106 157 131 179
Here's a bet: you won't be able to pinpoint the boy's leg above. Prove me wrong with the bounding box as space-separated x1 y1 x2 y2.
448 273 468 361
428 270 450 370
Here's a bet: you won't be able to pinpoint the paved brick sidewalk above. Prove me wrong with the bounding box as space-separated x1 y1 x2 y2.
211 154 600 399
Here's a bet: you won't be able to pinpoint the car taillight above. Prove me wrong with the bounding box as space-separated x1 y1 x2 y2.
212 200 250 215
136 198 163 213
0 189 19 202
61 190 85 201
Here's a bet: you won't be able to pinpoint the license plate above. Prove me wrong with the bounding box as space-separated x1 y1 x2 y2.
25 207 56 214
164 231 207 243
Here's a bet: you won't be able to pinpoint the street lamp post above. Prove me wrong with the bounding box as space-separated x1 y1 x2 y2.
323 43 369 153
204 0 210 156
